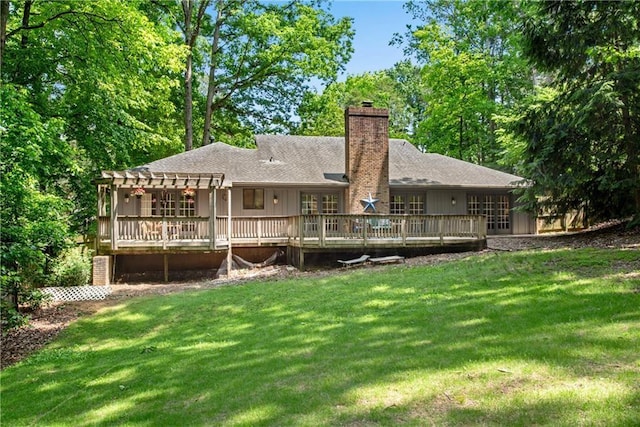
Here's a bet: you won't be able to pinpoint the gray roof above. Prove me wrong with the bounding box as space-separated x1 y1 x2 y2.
141 135 524 188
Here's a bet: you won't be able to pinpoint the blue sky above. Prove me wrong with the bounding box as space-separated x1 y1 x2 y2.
325 1 418 78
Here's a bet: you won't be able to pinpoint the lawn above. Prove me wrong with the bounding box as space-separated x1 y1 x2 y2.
1 248 639 426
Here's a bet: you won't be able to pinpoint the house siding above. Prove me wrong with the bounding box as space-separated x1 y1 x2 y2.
426 190 468 215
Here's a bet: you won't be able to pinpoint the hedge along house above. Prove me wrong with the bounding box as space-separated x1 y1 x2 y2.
95 104 533 282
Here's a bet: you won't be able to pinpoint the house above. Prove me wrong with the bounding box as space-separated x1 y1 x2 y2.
94 104 533 283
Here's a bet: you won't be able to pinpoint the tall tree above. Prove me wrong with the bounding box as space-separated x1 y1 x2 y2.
401 0 533 166
296 63 424 141
512 0 640 223
150 0 353 150
1 0 183 322
180 0 210 151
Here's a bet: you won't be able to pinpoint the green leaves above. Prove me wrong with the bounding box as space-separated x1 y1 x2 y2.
404 0 534 165
513 0 640 222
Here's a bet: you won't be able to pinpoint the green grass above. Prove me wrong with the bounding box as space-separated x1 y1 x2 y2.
2 248 639 426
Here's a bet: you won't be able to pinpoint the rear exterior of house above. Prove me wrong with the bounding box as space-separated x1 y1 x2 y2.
94 105 534 283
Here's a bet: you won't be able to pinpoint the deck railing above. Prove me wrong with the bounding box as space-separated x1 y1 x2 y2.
98 214 485 250
230 216 290 240
291 214 485 247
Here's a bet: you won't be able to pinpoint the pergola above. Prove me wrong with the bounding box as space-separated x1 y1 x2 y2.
95 170 233 279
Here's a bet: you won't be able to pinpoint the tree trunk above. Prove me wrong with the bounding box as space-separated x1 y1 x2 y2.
202 2 224 146
621 96 640 220
20 0 32 49
184 50 194 152
182 0 194 152
0 0 9 70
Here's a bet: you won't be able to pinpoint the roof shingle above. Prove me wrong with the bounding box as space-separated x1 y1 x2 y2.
140 135 524 188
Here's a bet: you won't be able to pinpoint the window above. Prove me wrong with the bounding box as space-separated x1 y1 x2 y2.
301 194 318 214
467 195 480 215
390 193 424 214
484 195 495 230
322 194 338 214
390 195 405 214
323 194 339 232
179 195 196 217
468 193 511 233
243 189 264 210
409 195 425 214
497 195 510 230
141 193 153 217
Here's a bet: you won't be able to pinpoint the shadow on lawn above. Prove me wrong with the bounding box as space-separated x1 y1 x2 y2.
2 249 639 425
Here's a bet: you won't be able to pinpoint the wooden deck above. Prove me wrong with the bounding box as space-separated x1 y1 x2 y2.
97 214 487 254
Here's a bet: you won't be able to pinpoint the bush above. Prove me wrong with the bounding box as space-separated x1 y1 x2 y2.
50 247 92 287
0 300 29 332
19 288 51 311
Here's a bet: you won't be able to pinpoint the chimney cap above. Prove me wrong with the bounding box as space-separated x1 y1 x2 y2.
361 100 374 108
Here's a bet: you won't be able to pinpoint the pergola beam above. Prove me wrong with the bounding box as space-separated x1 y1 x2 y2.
96 171 226 189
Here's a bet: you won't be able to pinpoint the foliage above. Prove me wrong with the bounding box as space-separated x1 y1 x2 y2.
1 84 73 311
49 247 92 288
1 0 184 325
1 249 638 424
18 288 51 312
401 0 534 166
508 0 640 222
149 0 354 150
0 301 29 332
296 62 424 140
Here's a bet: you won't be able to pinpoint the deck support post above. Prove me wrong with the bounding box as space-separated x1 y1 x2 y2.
320 215 326 247
163 254 169 282
299 249 305 271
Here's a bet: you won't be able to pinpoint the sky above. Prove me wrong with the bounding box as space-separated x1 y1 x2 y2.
324 1 418 78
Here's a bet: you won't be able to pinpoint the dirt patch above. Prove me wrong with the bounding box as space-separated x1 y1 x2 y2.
2 221 638 370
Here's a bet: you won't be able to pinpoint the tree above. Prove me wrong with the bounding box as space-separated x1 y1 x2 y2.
1 84 72 320
1 0 184 326
150 0 353 150
512 0 640 223
296 62 424 141
401 0 533 166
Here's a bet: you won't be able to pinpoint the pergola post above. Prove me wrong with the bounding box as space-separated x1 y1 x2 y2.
110 184 118 250
209 186 217 250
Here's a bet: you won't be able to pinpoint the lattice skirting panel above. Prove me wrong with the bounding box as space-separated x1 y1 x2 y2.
43 286 112 302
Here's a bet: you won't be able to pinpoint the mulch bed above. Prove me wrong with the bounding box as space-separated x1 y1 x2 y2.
2 221 638 370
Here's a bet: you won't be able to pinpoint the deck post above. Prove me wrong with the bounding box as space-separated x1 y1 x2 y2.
320 215 326 247
226 187 232 274
299 248 305 271
299 215 304 248
439 216 444 245
163 254 169 282
110 185 118 250
362 215 367 247
210 187 217 249
162 217 167 250
401 217 407 244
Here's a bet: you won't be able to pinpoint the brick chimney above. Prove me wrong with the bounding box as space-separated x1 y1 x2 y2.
344 102 390 214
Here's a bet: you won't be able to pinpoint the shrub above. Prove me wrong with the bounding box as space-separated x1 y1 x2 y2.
0 300 29 332
19 288 51 311
50 247 92 287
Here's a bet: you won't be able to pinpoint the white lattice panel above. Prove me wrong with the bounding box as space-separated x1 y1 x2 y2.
43 286 112 302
